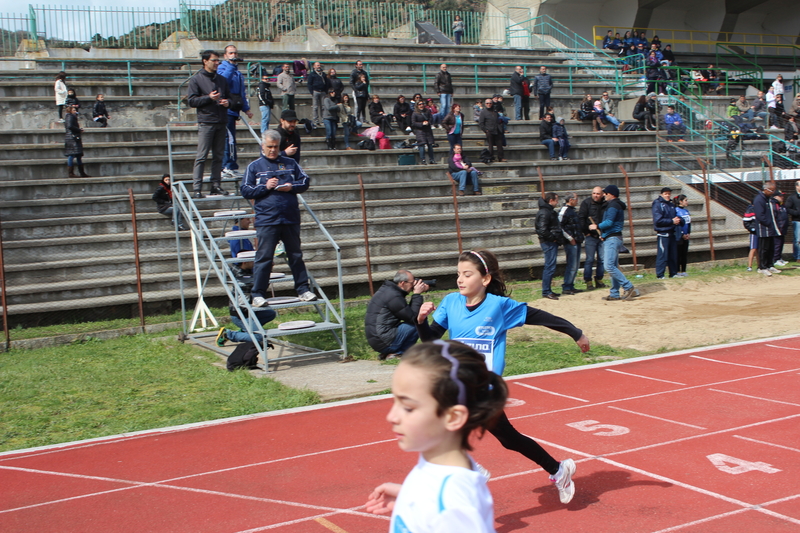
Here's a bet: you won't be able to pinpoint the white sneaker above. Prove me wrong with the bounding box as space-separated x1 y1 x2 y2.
405 127 412 133
746 267 752 272
775 260 787 266
769 266 781 273
757 269 772 276
298 291 317 302
221 168 236 178
550 458 576 504
252 296 269 307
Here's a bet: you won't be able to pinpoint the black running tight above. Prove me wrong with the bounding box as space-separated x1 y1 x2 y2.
488 410 560 475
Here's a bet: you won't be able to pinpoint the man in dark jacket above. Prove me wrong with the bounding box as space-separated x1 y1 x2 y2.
578 186 607 290
364 271 429 359
307 61 328 127
277 109 301 163
784 180 800 262
349 60 369 123
540 113 558 160
478 98 505 162
558 193 584 295
533 65 553 120
434 63 453 127
187 49 231 198
241 129 316 306
536 192 564 300
257 73 275 133
509 66 530 120
753 181 781 275
651 186 683 279
217 45 253 179
590 184 638 300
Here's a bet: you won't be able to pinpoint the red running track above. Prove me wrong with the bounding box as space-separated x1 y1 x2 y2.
2 334 800 532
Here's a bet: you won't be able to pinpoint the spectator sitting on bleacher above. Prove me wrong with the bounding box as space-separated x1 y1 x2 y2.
152 173 187 231
394 95 413 133
661 44 675 65
577 94 604 132
553 116 570 160
633 94 655 131
638 31 649 48
602 30 614 50
540 113 559 161
92 94 109 128
622 31 633 47
700 64 721 94
734 95 749 116
789 95 800 119
773 94 786 129
592 100 608 132
368 94 393 135
650 35 662 49
448 144 481 196
664 106 686 142
785 115 798 145
216 292 277 348
600 92 623 130
228 216 255 277
726 98 739 118
740 91 769 126
648 44 663 62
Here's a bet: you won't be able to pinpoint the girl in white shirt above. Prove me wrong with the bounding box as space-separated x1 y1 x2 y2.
772 75 785 96
365 340 508 533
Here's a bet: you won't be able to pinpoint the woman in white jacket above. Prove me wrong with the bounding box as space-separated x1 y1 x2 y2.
54 71 68 122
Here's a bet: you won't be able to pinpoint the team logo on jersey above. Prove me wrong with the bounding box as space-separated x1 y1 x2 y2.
475 326 495 336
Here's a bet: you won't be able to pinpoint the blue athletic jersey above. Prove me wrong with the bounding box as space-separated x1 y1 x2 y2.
433 292 527 376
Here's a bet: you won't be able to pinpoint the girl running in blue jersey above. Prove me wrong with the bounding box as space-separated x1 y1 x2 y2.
416 249 591 504
365 340 508 532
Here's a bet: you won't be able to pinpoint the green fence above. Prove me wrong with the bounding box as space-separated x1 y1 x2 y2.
0 12 30 56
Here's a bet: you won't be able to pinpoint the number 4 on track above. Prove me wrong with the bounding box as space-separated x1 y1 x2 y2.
706 453 781 475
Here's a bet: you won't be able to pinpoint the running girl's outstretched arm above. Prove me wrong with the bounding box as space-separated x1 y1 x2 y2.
416 302 446 341
526 306 590 352
365 482 402 515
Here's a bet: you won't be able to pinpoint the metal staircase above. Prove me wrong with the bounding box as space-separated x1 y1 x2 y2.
168 122 346 371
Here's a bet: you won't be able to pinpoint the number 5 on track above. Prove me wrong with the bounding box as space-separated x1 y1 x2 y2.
566 420 630 436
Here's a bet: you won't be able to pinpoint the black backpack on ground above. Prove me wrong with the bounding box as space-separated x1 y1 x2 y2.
479 147 492 163
358 138 376 150
623 123 642 131
227 341 260 371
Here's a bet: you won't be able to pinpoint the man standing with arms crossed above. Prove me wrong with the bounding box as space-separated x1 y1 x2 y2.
217 45 254 179
187 50 231 198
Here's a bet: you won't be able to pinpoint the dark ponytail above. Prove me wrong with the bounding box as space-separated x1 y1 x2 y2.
673 194 687 207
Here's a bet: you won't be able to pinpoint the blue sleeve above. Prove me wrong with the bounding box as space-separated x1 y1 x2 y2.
290 163 311 194
598 207 618 230
432 294 451 332
502 298 528 330
240 161 268 199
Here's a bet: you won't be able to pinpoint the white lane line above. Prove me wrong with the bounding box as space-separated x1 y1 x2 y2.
708 389 800 407
732 435 800 454
235 508 390 533
510 367 800 422
648 509 751 533
689 355 775 371
604 369 687 385
607 406 708 429
514 382 590 403
604 413 800 456
757 508 800 526
766 344 800 351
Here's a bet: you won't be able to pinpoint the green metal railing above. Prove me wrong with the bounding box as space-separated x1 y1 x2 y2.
715 44 766 91
0 13 30 55
618 63 763 99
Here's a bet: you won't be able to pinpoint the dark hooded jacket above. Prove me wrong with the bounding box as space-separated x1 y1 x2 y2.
598 197 626 239
535 197 564 244
152 177 173 214
652 195 683 234
578 196 607 236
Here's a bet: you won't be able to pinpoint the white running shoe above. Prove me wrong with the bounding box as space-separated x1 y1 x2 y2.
221 168 236 178
757 269 772 277
298 291 318 302
405 126 412 132
550 458 576 504
775 260 787 266
769 266 781 273
252 296 269 307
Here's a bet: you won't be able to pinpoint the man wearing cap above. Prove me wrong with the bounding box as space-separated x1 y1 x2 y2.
241 129 317 306
277 109 301 164
589 185 638 300
652 186 684 279
187 49 231 198
364 270 429 360
218 45 254 179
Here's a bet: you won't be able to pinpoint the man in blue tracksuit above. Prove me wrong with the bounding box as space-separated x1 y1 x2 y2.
652 186 684 279
590 184 638 301
753 181 781 275
217 45 253 177
241 129 317 308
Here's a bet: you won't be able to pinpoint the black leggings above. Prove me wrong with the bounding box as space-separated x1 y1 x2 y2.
58 104 64 119
677 238 689 272
488 410 560 476
356 97 368 122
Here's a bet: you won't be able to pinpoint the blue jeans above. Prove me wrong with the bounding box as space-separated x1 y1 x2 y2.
386 323 419 355
537 92 551 118
324 118 337 141
452 169 480 192
223 114 238 171
655 233 678 278
513 94 522 120
260 105 271 133
161 206 183 227
418 144 435 161
563 242 579 290
541 138 556 158
666 123 686 139
558 138 570 158
603 236 633 298
228 308 278 344
540 241 559 295
741 109 768 125
793 221 800 261
454 30 463 45
437 93 453 122
605 114 621 129
447 132 462 151
67 155 82 166
342 123 352 148
583 235 604 281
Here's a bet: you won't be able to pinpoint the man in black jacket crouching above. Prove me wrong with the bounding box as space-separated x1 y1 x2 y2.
365 271 429 360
